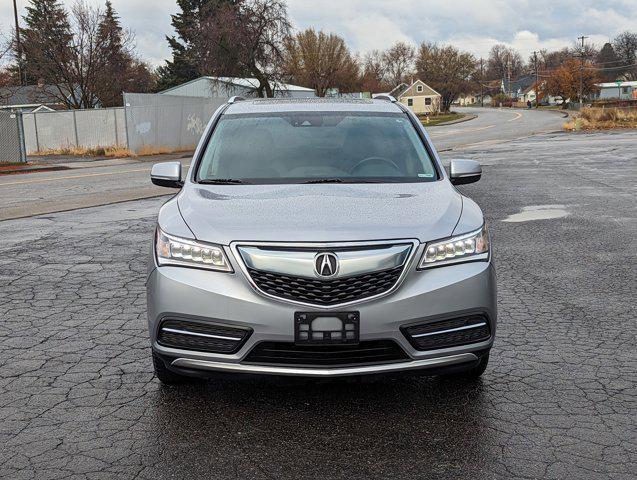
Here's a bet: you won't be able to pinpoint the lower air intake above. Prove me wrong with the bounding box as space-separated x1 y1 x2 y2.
402 314 491 351
243 340 409 367
157 318 251 354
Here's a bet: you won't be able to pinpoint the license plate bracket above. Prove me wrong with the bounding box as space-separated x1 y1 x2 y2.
294 312 360 345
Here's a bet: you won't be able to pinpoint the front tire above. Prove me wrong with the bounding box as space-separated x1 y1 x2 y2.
152 351 193 385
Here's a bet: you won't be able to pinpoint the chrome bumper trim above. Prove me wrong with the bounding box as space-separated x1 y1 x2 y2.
171 352 478 377
161 327 242 342
410 322 487 338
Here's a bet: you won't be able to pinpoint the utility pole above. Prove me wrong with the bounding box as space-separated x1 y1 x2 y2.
479 58 485 107
532 51 539 108
577 35 588 106
507 63 512 107
12 0 25 85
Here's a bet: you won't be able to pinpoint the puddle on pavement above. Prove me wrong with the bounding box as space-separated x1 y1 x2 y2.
503 205 570 223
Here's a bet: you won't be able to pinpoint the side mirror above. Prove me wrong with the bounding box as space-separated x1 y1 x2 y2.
449 159 481 185
151 162 183 188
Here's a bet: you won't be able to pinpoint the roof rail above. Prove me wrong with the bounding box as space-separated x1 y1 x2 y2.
372 94 397 102
228 96 246 104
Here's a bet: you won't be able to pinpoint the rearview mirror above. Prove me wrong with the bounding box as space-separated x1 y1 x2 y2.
151 162 183 188
449 159 481 185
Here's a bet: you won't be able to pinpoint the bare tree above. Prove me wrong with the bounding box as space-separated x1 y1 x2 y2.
486 44 524 81
19 0 151 108
613 31 637 80
383 41 415 86
284 28 358 97
0 29 14 97
195 0 291 98
416 42 475 112
535 47 572 71
359 49 387 93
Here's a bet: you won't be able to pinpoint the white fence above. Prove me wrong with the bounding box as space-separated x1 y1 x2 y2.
21 92 227 154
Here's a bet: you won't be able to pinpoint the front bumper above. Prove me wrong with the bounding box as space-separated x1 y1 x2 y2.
146 245 497 378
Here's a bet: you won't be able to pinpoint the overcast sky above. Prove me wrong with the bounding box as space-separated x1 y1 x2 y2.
3 0 637 67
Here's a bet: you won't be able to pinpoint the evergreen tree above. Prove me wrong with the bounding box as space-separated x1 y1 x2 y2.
96 1 128 106
20 0 73 85
157 0 236 90
596 43 621 82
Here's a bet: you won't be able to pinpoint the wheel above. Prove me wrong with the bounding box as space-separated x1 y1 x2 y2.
152 351 193 385
442 353 489 380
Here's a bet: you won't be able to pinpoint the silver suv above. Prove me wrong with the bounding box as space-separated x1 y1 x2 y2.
147 97 496 384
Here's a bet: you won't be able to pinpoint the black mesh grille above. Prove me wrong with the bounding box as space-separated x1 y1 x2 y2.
158 318 251 354
402 315 491 351
247 266 403 305
243 340 409 366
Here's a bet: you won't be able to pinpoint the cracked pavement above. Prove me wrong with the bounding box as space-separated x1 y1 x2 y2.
0 131 635 479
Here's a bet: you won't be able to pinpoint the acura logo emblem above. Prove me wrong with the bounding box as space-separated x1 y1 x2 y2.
314 252 339 278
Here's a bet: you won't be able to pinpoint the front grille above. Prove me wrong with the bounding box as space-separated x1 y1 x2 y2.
243 340 409 366
247 266 403 306
402 314 491 351
157 318 251 354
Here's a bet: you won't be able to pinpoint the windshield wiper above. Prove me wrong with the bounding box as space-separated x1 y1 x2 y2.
303 178 345 184
198 178 250 184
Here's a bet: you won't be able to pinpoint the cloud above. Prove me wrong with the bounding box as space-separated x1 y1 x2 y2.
1 0 635 68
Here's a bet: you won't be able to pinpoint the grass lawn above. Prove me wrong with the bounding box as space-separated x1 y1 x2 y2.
418 112 465 126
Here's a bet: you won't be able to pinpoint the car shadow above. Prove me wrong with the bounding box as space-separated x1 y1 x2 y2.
144 373 497 478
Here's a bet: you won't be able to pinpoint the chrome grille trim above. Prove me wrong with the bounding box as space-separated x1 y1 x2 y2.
237 244 412 279
230 239 420 309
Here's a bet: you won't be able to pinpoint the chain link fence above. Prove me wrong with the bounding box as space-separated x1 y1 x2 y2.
0 110 27 163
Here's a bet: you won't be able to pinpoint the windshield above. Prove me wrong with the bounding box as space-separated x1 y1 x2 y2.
196 112 438 184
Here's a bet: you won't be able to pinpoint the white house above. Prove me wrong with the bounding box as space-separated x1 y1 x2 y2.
595 81 637 100
159 76 316 99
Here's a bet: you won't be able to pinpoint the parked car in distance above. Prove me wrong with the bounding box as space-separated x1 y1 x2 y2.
147 96 496 384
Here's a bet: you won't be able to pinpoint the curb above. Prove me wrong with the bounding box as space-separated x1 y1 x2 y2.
429 114 478 127
0 165 70 176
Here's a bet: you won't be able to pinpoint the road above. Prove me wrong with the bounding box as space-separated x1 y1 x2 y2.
1 120 636 478
430 106 566 151
0 107 566 221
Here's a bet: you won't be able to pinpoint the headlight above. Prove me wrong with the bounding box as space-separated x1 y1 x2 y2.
155 228 232 272
419 224 489 268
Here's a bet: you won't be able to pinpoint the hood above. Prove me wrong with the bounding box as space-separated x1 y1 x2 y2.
178 182 462 245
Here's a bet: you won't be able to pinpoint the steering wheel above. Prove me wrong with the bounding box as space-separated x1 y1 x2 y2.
350 156 401 175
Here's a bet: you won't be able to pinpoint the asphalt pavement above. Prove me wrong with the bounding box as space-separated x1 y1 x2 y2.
0 120 635 478
0 107 566 221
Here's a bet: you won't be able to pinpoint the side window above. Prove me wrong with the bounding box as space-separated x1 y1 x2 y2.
425 98 432 106
417 85 423 93
407 98 413 106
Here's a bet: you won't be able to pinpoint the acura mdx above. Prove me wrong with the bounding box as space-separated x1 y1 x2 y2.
146 96 496 383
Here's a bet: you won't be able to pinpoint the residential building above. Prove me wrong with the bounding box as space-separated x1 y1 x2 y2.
388 80 441 114
595 81 637 100
158 76 316 99
502 75 535 101
0 84 70 112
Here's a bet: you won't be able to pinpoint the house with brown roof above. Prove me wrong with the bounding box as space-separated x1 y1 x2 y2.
392 79 441 114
